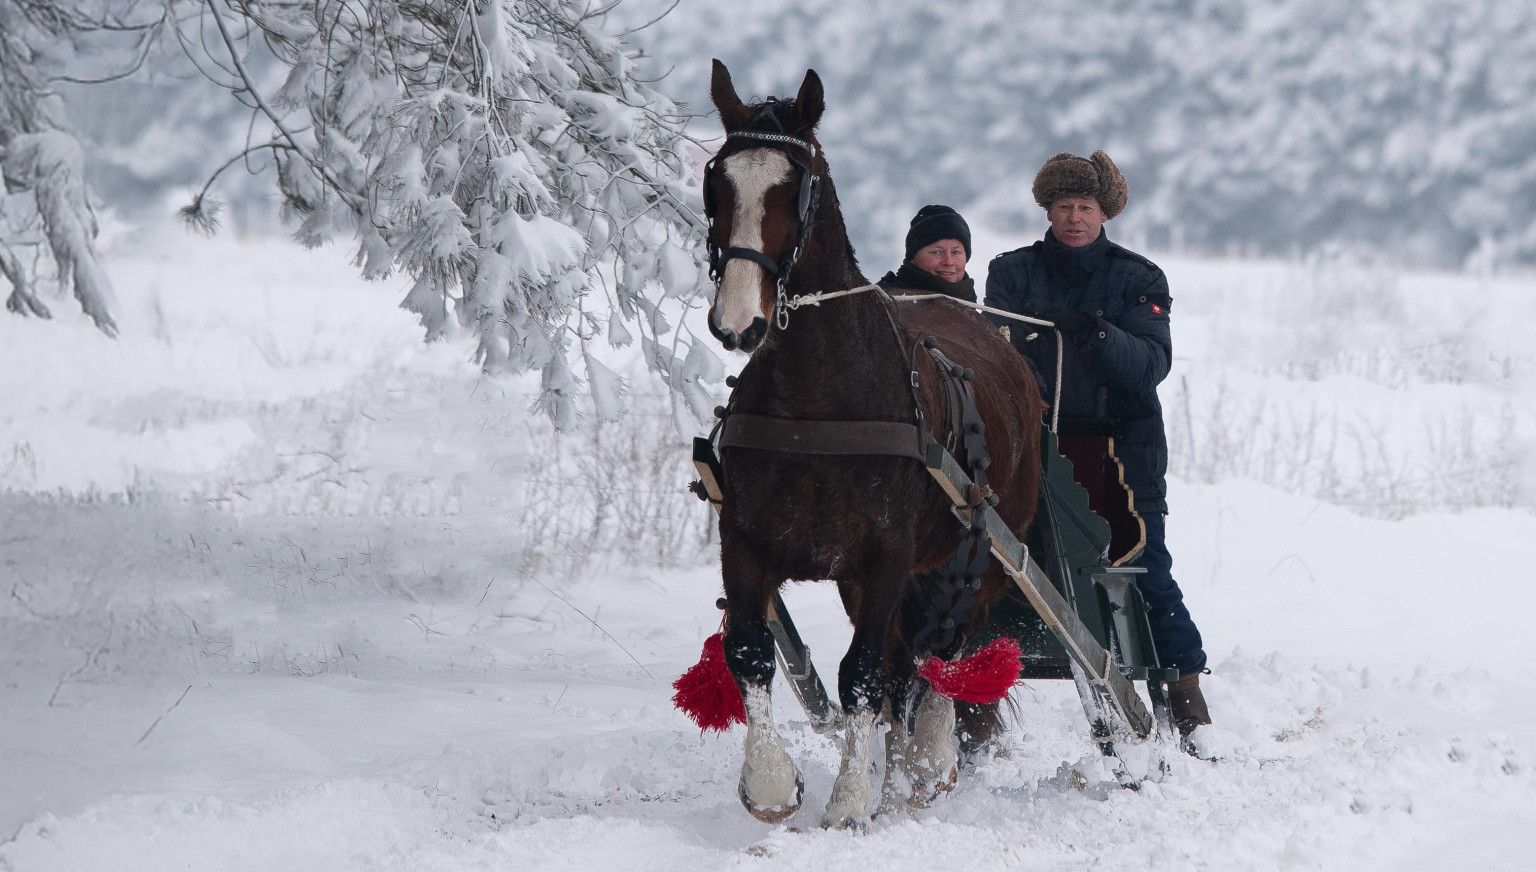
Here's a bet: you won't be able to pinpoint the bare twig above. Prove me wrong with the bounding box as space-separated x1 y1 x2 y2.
614 0 679 38
136 684 194 745
202 0 363 211
522 572 655 679
48 618 116 708
407 612 447 638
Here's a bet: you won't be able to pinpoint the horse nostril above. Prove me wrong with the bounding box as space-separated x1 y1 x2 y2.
708 309 740 350
738 317 767 352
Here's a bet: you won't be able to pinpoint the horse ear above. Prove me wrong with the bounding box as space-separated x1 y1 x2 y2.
710 59 752 131
794 69 824 132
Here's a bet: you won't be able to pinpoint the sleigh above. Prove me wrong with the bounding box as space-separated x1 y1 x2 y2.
690 425 1179 766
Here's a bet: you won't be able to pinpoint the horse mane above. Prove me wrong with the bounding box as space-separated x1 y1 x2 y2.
737 97 802 134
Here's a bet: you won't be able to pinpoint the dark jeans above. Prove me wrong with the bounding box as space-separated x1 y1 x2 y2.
1133 511 1207 676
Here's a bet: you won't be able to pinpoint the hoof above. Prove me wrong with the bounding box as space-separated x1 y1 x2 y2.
820 812 871 832
739 772 803 823
907 764 958 809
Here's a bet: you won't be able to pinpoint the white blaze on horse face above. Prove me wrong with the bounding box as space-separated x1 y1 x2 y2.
714 149 793 336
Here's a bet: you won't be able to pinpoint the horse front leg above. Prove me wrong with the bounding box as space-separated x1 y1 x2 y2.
721 540 802 823
822 553 906 830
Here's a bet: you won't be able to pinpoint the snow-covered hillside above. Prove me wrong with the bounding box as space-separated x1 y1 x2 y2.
618 0 1536 271
3 223 1534 870
58 1 1536 274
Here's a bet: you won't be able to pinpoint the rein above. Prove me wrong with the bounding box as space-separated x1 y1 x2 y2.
714 283 1070 465
785 283 1050 329
781 284 1069 434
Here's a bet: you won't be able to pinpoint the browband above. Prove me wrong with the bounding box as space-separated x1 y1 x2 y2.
727 130 817 157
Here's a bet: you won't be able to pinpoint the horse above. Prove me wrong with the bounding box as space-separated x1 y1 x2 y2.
701 60 1042 829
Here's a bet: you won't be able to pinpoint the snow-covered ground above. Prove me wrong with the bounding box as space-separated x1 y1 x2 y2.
3 225 1534 870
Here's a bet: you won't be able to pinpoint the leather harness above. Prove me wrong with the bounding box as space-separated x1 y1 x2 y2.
719 413 925 462
704 132 999 678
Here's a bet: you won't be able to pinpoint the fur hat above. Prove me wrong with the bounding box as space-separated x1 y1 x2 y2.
904 204 972 261
1031 150 1128 219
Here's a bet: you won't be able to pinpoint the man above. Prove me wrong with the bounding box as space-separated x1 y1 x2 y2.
984 150 1213 742
878 205 977 301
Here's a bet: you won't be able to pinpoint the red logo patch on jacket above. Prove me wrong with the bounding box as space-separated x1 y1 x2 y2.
1151 304 1164 315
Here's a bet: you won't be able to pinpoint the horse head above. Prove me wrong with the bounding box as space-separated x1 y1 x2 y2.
704 60 825 353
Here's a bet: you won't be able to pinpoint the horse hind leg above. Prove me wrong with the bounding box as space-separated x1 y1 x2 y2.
892 572 978 808
957 698 1007 761
878 637 957 810
911 619 1015 803
953 570 1014 764
906 688 960 808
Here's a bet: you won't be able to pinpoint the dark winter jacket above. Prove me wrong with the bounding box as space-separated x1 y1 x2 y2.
984 229 1173 513
877 263 977 303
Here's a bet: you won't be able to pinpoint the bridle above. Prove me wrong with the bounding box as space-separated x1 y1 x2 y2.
703 113 823 330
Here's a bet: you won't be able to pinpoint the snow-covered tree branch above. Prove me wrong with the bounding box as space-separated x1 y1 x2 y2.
181 0 717 429
0 0 154 337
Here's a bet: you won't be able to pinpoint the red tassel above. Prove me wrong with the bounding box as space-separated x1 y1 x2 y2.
917 637 1022 704
672 632 747 731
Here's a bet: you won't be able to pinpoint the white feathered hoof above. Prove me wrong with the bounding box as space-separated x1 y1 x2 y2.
821 810 871 833
736 685 802 822
820 767 874 833
906 690 960 808
907 761 958 809
737 731 803 822
820 709 878 830
738 768 804 823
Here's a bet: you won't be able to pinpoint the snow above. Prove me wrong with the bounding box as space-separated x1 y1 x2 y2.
4 222 1536 870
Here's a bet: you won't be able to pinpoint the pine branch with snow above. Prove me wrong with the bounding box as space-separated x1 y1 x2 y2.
181 0 717 428
0 0 149 337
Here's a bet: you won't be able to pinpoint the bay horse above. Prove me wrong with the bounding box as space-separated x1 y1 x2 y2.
703 60 1042 828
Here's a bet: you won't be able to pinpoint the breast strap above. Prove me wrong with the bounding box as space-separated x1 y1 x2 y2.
717 413 925 461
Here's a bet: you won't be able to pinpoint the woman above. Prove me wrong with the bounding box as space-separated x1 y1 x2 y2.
879 204 976 302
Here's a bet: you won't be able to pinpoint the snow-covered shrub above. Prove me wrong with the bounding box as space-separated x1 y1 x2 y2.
517 392 714 576
1167 254 1533 517
0 0 136 335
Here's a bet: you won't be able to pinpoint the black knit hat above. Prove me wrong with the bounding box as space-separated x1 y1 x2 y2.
904 205 972 262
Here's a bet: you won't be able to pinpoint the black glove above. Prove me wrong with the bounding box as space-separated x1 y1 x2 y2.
1038 308 1097 344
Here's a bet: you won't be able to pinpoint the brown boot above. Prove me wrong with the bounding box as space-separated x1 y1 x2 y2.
1168 670 1212 738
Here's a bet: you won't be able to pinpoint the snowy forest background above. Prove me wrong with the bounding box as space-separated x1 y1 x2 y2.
68 0 1536 270
4 2 1535 869
13 0 1531 523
